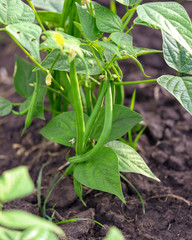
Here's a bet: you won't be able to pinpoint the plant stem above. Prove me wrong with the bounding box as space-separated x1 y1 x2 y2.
42 85 68 100
114 54 148 77
89 45 104 72
114 79 157 85
12 108 29 116
89 76 101 85
6 31 47 74
27 0 46 32
12 103 22 107
44 107 60 115
49 52 61 73
70 59 85 155
60 0 72 28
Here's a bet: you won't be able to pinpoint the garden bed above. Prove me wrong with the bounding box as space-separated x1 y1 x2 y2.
0 1 192 239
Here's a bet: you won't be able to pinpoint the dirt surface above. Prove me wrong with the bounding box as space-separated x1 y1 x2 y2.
1 1 192 239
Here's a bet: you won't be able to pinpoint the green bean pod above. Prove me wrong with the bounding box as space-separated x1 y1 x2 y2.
21 71 40 136
83 79 108 151
115 84 124 105
68 81 113 163
70 59 85 155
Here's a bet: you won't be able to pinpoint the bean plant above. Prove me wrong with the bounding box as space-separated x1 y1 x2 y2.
0 0 192 205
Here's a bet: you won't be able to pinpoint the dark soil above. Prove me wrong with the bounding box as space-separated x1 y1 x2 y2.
1 1 192 239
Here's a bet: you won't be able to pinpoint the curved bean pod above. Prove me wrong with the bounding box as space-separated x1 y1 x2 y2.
68 81 113 164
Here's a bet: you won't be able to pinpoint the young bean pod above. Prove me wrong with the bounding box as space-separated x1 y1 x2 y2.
21 71 40 136
83 79 108 150
70 59 85 155
68 81 113 163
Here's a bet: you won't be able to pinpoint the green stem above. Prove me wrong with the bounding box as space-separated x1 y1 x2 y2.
6 31 47 73
12 108 29 116
122 9 136 31
67 0 76 35
105 54 117 70
110 0 117 14
69 81 113 163
12 103 22 107
114 79 157 85
51 76 65 93
70 59 85 155
27 1 46 32
44 107 60 115
89 45 104 72
89 76 101 85
128 131 133 146
60 0 72 28
49 52 61 73
42 85 68 101
114 54 148 77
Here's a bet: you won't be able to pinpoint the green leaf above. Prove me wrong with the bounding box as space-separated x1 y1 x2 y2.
39 48 104 75
162 31 192 74
40 30 80 48
103 48 115 62
0 0 34 25
96 41 121 57
157 75 192 115
111 32 135 56
74 147 125 203
32 0 64 13
0 227 21 240
106 141 160 181
104 226 125 240
38 11 62 28
116 0 140 6
136 2 192 55
14 56 36 98
6 23 42 61
40 111 89 147
134 17 159 29
0 97 12 116
0 166 34 203
93 2 123 33
76 3 101 41
40 31 84 58
21 227 58 240
91 104 142 142
0 210 65 237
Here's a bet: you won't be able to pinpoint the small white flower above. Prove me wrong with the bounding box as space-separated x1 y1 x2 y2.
46 73 52 86
69 138 76 145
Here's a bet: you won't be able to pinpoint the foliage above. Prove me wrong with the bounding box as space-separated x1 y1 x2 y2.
0 167 65 239
0 0 192 226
